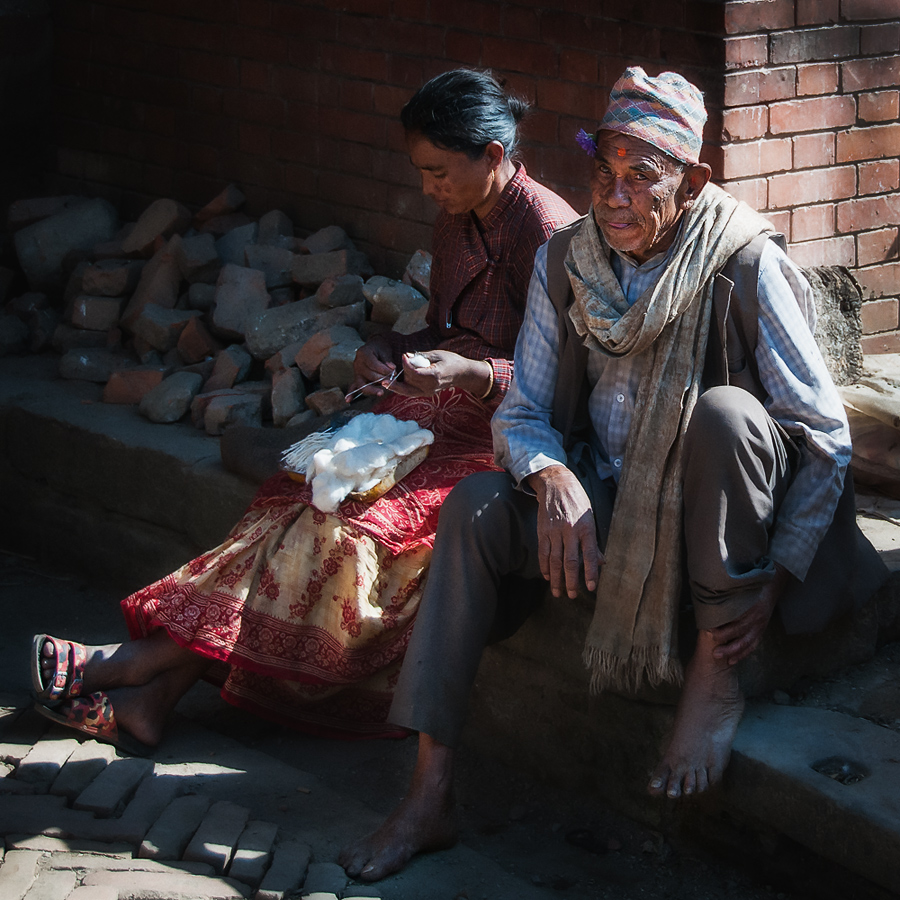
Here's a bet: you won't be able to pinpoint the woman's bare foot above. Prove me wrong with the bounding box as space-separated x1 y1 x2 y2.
338 736 459 882
647 629 745 799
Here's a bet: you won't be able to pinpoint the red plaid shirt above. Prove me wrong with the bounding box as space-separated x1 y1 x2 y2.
387 164 578 400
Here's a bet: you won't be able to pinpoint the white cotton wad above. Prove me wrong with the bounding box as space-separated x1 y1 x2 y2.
406 353 431 368
297 413 434 513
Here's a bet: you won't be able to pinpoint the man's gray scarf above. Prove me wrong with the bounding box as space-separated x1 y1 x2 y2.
565 182 774 692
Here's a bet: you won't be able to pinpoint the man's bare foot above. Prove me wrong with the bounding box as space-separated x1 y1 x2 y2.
338 736 458 881
647 629 745 799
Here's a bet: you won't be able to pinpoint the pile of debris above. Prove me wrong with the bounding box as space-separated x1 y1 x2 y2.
0 185 432 433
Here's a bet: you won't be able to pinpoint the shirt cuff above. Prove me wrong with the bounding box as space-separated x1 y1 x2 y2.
485 357 513 400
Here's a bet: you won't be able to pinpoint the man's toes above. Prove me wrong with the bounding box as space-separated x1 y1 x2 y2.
695 767 710 794
681 768 697 796
647 768 669 797
665 775 682 799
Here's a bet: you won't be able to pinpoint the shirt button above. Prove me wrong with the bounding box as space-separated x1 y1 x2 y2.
616 393 625 403
613 458 622 468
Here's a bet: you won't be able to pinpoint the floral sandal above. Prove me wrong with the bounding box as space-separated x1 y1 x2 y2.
31 634 88 707
34 691 151 757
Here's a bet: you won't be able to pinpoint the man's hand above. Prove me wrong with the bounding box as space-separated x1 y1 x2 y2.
388 350 492 398
349 336 397 397
709 563 789 666
527 465 603 599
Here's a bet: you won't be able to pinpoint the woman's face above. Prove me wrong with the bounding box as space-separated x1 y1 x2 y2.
407 132 498 218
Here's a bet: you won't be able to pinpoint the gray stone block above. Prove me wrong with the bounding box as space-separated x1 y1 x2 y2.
319 340 364 391
315 274 365 309
15 730 80 789
299 861 346 896
183 800 251 875
139 793 211 860
271 367 306 428
301 225 349 255
403 248 432 299
245 245 295 289
82 259 144 297
73 756 154 817
227 819 278 887
50 740 117 801
17 867 77 900
58 349 134 384
139 371 204 424
132 304 201 353
121 198 192 257
14 198 118 291
87 771 182 845
51 324 107 354
174 232 222 285
255 838 310 900
202 392 263 435
121 242 183 331
291 250 352 288
71 295 124 332
213 264 271 341
369 282 426 325
205 344 253 392
0 849 42 899
82 870 250 899
216 223 259 267
257 210 293 245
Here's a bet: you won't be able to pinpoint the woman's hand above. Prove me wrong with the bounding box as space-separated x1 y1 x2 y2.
388 350 492 398
349 336 398 398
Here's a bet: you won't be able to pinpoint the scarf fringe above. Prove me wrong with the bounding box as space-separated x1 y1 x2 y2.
584 645 684 695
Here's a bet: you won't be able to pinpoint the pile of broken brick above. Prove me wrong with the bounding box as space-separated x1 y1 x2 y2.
0 185 432 434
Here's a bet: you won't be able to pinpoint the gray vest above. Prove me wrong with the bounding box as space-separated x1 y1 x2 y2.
543 217 887 634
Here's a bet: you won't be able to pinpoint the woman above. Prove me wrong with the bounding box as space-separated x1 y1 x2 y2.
32 69 578 753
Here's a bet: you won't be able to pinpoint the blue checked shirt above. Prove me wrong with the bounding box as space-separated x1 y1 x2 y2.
493 237 851 583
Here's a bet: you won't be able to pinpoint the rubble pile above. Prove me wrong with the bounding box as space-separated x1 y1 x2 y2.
0 185 433 434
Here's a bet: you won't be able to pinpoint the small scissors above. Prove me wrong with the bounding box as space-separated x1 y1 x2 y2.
345 367 402 401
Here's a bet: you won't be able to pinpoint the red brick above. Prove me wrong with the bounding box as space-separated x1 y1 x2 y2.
843 0 900 20
797 0 839 24
319 171 388 212
190 84 224 115
483 36 558 77
860 297 899 333
796 62 839 95
859 159 900 194
725 35 768 69
791 204 835 242
236 0 273 27
859 90 900 122
793 132 835 169
723 178 768 209
836 122 900 162
559 48 599 83
537 79 605 119
856 262 900 300
240 59 270 92
427 0 488 30
283 163 317 196
102 369 167 405
769 95 855 133
788 235 855 267
722 138 792 179
388 54 426 87
861 331 900 354
837 194 900 232
224 26 287 63
320 43 390 81
501 5 541 39
223 89 285 126
272 4 337 40
318 107 386 146
540 10 624 53
238 122 271 156
373 83 411 117
526 109 562 146
768 165 856 207
843 55 900 91
858 228 900 267
724 0 794 35
861 23 900 56
180 52 240 88
392 0 428 18
338 79 375 113
765 209 792 238
771 26 860 64
724 66 795 107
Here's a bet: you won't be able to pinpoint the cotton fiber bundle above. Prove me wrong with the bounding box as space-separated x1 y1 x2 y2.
281 413 434 513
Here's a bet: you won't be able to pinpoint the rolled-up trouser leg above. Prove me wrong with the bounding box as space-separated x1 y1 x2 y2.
388 470 543 749
683 385 795 630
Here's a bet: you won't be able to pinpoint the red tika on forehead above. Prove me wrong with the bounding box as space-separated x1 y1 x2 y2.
617 147 627 157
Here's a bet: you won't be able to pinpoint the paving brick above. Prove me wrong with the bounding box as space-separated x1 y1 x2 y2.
294 325 361 379
102 367 169 405
0 849 43 898
82 870 250 899
255 838 309 900
300 861 345 895
271 367 306 427
305 387 346 417
41 853 214 876
6 835 131 856
64 887 117 900
205 344 254 392
19 866 76 900
216 223 260 268
291 250 353 288
244 245 295 289
301 225 349 255
49 740 117 801
121 243 182 331
177 317 222 365
133 305 202 354
194 184 247 228
320 341 363 391
73 757 154 818
15 731 80 789
183 800 251 874
82 259 144 297
86 771 182 845
71 295 124 332
258 210 294 245
174 232 222 285
341 887 382 899
0 793 85 838
212 264 271 341
139 793 211 860
122 198 192 257
227 819 278 887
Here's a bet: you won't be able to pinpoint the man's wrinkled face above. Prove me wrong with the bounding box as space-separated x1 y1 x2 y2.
590 130 689 265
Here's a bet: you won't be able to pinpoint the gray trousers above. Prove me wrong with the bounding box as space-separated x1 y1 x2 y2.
389 386 796 748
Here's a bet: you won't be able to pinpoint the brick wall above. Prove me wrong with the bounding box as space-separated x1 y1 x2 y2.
720 0 900 353
47 0 724 275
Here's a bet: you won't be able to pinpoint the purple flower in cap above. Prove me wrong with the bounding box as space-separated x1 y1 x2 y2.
576 129 597 157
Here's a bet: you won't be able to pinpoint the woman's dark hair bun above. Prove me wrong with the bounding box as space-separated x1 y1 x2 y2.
401 68 529 160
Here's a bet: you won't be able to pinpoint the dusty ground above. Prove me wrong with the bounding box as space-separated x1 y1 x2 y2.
0 548 832 899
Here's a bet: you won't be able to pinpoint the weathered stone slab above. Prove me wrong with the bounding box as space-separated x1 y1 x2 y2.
300 861 346 896
319 340 364 391
82 870 250 899
42 853 213 876
255 839 310 900
121 198 191 257
0 709 50 765
189 282 217 311
15 731 80 789
85 772 181 846
50 740 117 801
264 340 305 376
139 793 211 861
402 248 432 298
212 264 270 341
139 371 204 424
73 756 154 817
51 323 107 354
14 198 118 291
226 819 278 888
66 886 118 900
7 835 131 856
18 866 77 900
315 274 364 309
301 225 349 255
0 849 42 899
291 250 352 288
183 800 251 875
369 282 427 325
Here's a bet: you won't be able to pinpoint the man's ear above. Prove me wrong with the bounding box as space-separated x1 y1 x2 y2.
680 163 712 205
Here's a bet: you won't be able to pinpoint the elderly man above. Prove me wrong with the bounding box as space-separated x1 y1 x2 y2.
340 67 885 882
